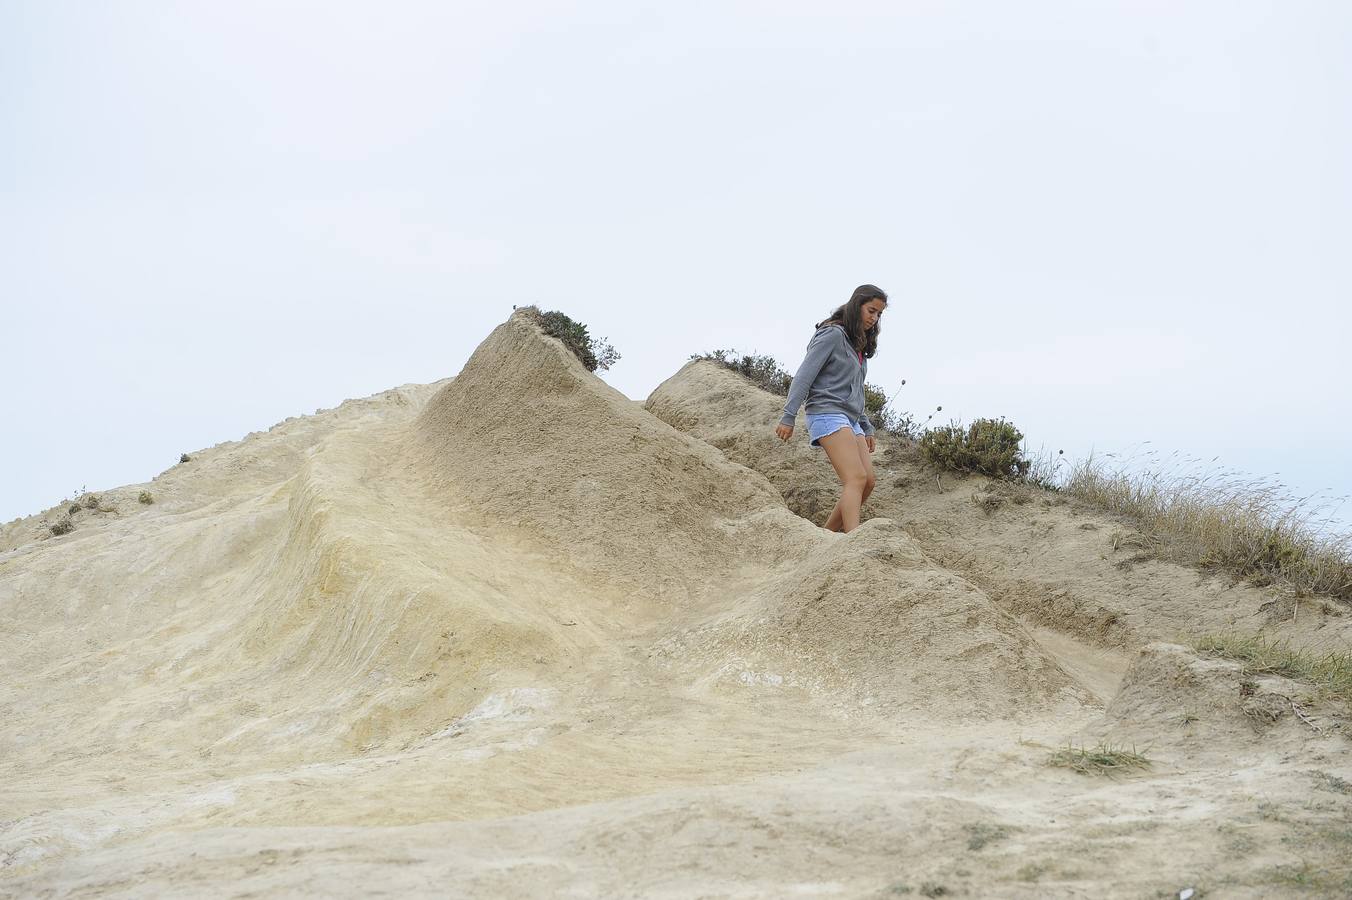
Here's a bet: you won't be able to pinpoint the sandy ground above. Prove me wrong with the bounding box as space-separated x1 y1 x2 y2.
2 310 1349 898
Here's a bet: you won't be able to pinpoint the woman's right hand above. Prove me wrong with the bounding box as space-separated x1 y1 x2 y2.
775 423 793 442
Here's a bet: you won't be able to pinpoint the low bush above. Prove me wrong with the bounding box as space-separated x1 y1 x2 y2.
690 349 793 396
50 516 74 536
138 491 154 505
517 305 620 373
919 417 1031 479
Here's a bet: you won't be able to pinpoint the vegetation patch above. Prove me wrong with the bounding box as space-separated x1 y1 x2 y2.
138 491 154 505
963 822 1011 850
1195 633 1352 710
517 305 620 372
1060 449 1351 601
1310 770 1352 795
690 349 793 396
919 417 1031 480
1260 860 1352 894
50 516 74 536
1048 741 1151 777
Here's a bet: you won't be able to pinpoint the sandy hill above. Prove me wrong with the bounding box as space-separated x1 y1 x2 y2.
2 309 1348 898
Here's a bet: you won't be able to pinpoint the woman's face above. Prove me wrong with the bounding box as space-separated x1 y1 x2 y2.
861 299 886 331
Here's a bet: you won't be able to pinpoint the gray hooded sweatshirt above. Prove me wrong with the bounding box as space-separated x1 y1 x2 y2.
779 323 874 436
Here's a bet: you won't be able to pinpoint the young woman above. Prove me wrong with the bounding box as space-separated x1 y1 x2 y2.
774 284 887 533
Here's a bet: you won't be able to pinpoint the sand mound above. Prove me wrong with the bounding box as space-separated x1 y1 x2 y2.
646 357 1352 657
5 310 1348 897
410 312 1079 719
653 517 1088 719
408 311 809 605
646 358 845 524
1094 642 1345 756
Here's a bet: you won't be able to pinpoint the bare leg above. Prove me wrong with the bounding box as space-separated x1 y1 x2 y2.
856 433 878 503
823 434 877 531
818 427 869 533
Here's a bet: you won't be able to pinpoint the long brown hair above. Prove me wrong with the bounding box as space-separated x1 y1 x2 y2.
814 284 888 358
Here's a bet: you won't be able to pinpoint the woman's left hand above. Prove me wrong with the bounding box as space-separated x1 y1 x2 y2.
865 435 875 453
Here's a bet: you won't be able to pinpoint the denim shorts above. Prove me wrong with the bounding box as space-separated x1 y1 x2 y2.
806 413 865 448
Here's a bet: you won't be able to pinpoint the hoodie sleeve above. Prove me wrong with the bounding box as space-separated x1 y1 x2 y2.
779 329 834 428
859 356 875 436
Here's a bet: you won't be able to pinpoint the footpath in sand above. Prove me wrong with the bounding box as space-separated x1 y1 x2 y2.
2 309 1349 898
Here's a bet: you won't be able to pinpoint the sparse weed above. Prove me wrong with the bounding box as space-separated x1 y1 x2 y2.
867 383 934 440
138 491 154 505
1048 741 1151 776
963 822 1011 850
180 453 191 463
1023 447 1067 491
80 493 100 509
1262 860 1341 890
972 492 1004 514
50 516 74 536
1310 770 1352 794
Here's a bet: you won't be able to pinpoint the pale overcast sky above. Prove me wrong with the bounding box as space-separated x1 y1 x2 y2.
4 1 1349 535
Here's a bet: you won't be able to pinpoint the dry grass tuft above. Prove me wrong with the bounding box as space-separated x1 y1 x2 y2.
1050 447 1351 600
1048 741 1151 776
1195 633 1352 709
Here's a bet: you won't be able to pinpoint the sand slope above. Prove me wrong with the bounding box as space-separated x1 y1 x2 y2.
2 311 1348 898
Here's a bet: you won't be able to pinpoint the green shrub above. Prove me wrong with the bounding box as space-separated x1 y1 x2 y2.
919 417 1031 479
691 349 793 396
138 490 154 505
516 305 620 372
50 516 74 536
